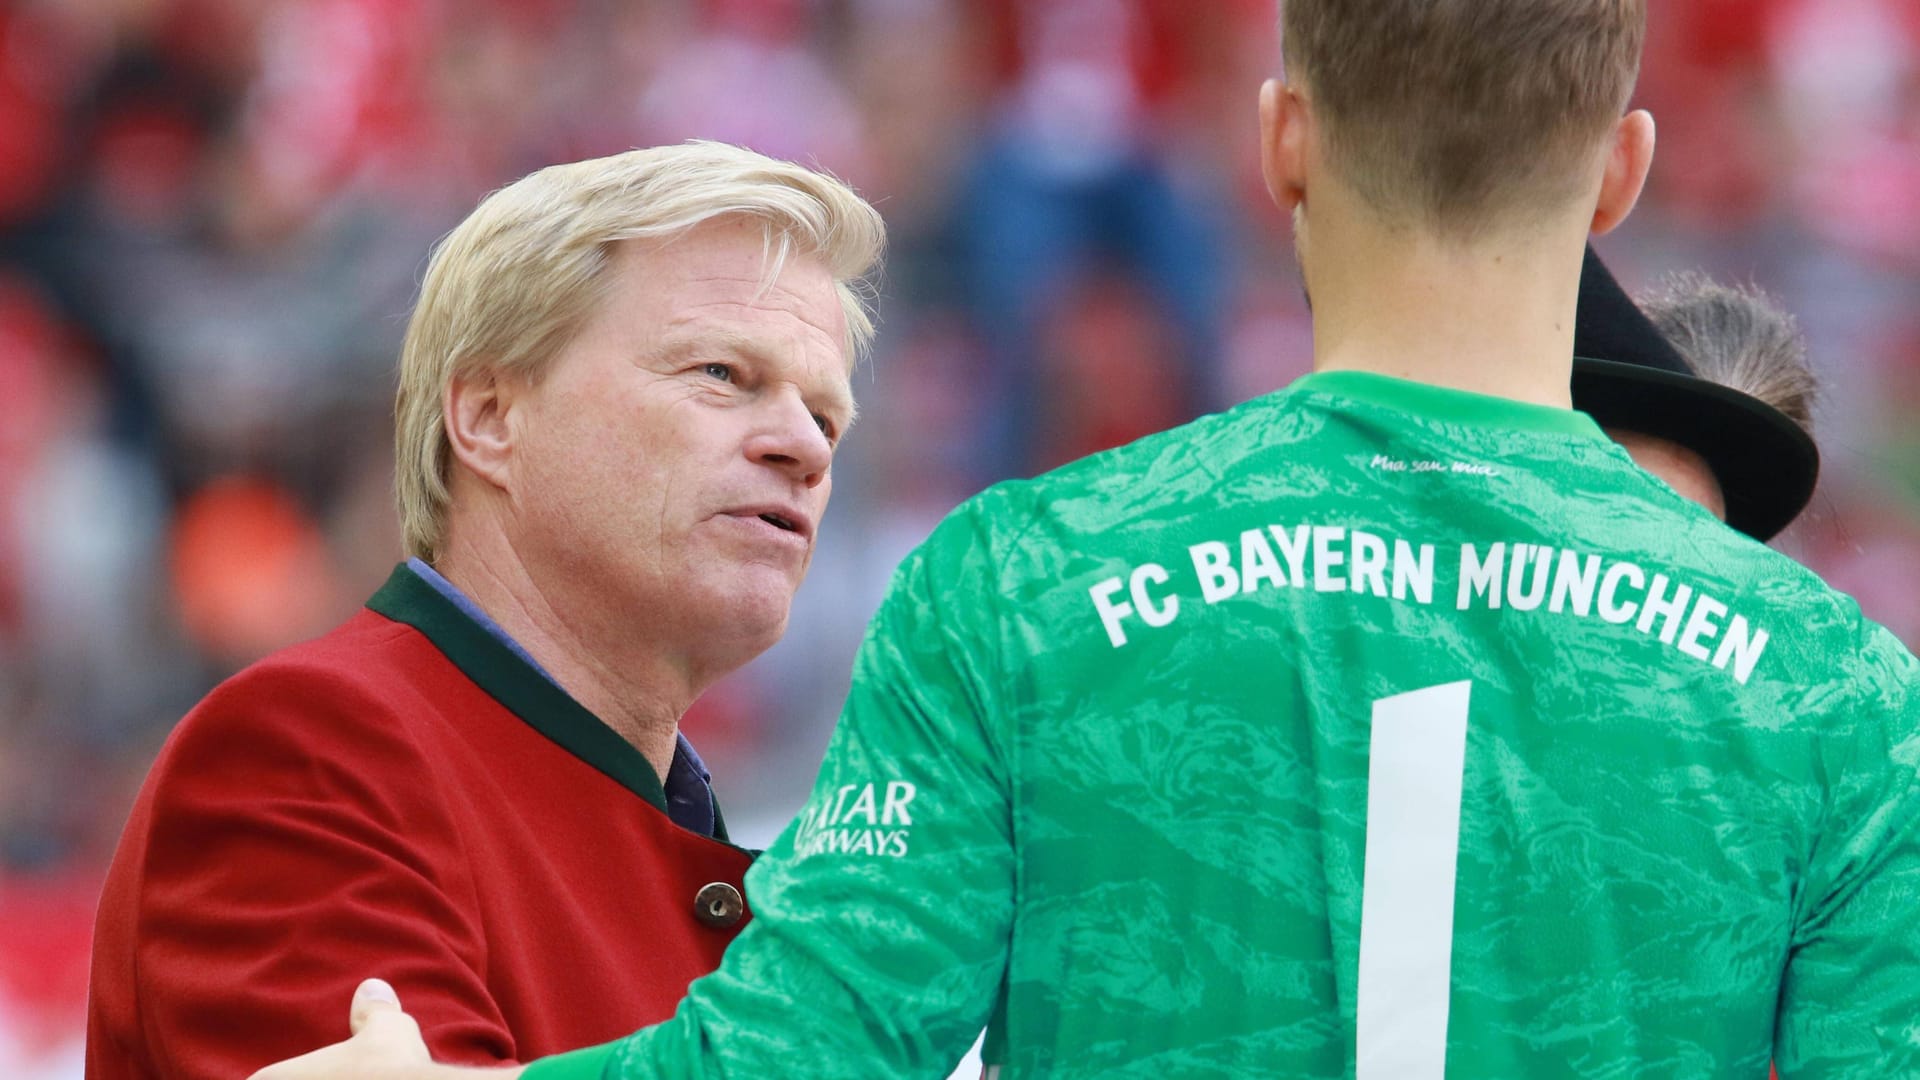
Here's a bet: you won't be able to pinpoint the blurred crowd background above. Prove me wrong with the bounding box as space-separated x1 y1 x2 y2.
0 0 1917 1074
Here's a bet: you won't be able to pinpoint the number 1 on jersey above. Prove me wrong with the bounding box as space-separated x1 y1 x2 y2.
1356 680 1472 1080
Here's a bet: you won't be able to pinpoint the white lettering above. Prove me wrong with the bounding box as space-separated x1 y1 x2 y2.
1548 551 1601 616
1712 615 1770 685
1351 531 1390 598
882 781 917 826
1270 525 1312 586
844 784 878 826
1506 544 1553 612
1191 542 1239 604
1458 543 1505 610
1090 577 1133 648
1090 524 1767 688
798 799 827 835
1241 528 1288 593
1392 541 1435 605
1636 574 1694 645
1598 562 1645 625
1677 596 1727 662
1314 526 1348 592
1131 563 1180 628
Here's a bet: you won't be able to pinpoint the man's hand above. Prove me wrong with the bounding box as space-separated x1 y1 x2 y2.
247 979 523 1080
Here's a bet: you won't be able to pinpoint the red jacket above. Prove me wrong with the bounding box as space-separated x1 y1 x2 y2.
87 566 754 1079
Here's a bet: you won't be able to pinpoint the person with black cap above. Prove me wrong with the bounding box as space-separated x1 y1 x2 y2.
1573 245 1820 541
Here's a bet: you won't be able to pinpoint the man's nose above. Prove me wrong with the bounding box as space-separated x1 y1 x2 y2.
745 393 833 486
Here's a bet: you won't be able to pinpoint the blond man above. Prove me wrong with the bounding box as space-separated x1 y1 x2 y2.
85 142 883 1079
260 1 1920 1076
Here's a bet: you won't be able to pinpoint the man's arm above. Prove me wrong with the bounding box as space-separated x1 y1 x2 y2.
1775 626 1920 1076
122 663 518 1076
560 504 1018 1078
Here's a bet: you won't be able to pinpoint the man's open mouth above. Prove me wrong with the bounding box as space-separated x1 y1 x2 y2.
759 512 798 532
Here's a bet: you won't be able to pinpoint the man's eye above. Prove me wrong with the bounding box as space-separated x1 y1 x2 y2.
701 362 734 382
813 413 834 440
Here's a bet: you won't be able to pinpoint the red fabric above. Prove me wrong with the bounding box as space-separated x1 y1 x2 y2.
86 609 751 1079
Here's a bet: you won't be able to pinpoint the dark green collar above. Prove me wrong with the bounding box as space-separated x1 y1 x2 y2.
367 565 687 823
1293 369 1607 441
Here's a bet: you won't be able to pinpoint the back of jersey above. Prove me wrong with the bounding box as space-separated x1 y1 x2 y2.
983 371 1920 1078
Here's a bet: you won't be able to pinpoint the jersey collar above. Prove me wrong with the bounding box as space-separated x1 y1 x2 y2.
1291 370 1608 441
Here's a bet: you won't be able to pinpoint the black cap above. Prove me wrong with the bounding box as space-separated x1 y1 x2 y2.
1572 245 1819 542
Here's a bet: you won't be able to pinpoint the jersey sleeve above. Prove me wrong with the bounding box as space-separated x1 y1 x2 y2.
534 503 1019 1080
1775 624 1920 1077
116 664 519 1076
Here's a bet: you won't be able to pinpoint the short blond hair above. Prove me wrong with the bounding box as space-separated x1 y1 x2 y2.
1281 0 1646 236
394 141 885 561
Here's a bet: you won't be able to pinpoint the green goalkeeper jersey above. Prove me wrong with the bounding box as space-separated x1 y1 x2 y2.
527 371 1920 1079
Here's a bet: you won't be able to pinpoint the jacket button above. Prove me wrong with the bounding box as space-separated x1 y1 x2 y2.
693 881 744 929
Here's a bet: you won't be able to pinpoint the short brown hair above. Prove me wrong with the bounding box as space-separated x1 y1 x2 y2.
1281 0 1646 235
1640 273 1818 433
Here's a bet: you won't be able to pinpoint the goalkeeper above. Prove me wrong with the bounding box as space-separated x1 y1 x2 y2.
255 0 1920 1077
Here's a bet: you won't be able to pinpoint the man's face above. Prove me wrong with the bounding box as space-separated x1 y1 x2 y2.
1607 428 1728 522
505 218 853 666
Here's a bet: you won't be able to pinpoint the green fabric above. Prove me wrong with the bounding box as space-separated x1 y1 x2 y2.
367 566 709 831
1305 369 1609 439
578 371 1920 1078
519 1040 619 1080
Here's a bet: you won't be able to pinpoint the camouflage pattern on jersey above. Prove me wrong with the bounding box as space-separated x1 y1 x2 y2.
524 370 1920 1080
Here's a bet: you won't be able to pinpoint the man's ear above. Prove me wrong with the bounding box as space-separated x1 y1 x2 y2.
444 368 518 491
1260 79 1311 216
1591 109 1656 237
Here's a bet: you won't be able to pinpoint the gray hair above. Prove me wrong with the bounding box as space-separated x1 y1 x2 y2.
1639 272 1817 432
394 141 886 561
